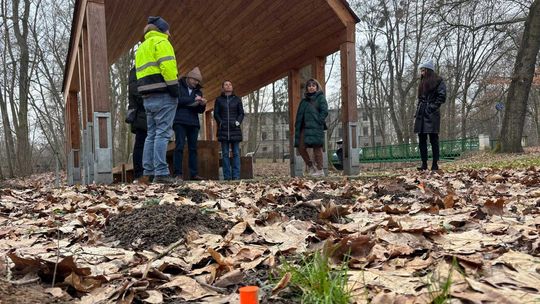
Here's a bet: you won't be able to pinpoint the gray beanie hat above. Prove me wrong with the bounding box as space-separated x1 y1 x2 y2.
147 16 169 33
419 60 435 71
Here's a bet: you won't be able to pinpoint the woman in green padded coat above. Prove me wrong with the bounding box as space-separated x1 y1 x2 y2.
294 78 328 177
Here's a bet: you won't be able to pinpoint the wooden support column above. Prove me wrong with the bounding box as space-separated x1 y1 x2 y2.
78 36 94 184
288 69 303 177
204 110 215 140
340 25 360 175
311 57 326 90
67 92 82 184
85 0 112 183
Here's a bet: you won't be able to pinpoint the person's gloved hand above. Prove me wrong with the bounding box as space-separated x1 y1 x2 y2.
235 121 240 126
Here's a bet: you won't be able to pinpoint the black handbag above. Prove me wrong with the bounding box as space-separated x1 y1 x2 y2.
125 108 137 124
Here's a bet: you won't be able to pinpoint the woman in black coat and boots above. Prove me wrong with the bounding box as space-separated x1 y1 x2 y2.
126 67 147 181
413 60 446 171
213 80 244 180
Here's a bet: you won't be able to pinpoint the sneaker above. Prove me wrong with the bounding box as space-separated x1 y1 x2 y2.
153 175 176 184
174 175 184 183
190 175 205 181
312 169 325 177
304 165 315 177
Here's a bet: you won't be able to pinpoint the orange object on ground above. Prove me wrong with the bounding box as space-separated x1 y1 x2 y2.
239 286 259 304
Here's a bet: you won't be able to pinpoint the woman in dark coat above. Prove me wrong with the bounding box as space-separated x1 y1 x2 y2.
213 80 244 180
126 67 147 180
413 60 446 171
294 78 328 177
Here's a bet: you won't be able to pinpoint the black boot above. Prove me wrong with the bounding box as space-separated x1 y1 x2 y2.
431 162 439 171
417 161 428 171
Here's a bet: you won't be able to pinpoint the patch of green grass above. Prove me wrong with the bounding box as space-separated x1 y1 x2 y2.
279 249 352 304
427 257 463 304
143 198 160 206
444 153 540 172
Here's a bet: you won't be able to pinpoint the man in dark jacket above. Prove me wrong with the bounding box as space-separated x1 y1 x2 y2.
173 67 207 180
126 67 147 180
213 80 244 180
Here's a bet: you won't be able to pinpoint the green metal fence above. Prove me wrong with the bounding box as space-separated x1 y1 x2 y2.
330 137 480 165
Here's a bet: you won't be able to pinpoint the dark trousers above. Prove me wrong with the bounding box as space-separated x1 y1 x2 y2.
173 124 199 178
133 129 147 179
418 133 439 163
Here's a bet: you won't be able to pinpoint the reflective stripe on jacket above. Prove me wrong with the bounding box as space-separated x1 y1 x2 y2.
135 30 179 97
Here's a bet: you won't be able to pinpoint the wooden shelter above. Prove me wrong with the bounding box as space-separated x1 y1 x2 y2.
62 0 360 184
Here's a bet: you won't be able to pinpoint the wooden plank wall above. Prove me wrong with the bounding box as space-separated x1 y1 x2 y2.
65 0 112 184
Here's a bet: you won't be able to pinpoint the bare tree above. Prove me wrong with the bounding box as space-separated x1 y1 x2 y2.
109 51 133 165
9 0 34 175
28 0 73 169
500 0 540 152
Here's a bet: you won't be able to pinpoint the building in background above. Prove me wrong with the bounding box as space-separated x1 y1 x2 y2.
240 108 386 159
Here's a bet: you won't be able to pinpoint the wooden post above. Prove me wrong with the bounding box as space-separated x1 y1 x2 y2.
85 0 112 183
288 69 303 177
311 57 326 91
78 36 94 184
340 25 359 175
204 111 214 140
67 92 82 184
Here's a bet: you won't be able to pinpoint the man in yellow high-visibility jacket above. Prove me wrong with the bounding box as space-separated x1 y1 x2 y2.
135 16 178 184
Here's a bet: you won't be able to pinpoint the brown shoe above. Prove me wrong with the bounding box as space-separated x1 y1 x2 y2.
136 176 151 184
190 175 204 181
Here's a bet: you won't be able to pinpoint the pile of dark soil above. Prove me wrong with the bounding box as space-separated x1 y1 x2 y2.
176 187 207 204
279 204 320 222
104 204 232 250
306 191 354 205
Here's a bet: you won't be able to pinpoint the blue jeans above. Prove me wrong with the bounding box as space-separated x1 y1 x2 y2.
142 94 177 176
173 124 199 177
221 141 240 180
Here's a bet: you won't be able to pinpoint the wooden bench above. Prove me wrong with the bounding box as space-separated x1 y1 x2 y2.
113 140 253 183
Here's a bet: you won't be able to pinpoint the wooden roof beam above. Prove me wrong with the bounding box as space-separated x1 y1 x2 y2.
63 0 87 99
326 0 358 26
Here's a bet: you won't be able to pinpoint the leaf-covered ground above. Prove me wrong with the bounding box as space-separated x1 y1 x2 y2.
1 155 540 303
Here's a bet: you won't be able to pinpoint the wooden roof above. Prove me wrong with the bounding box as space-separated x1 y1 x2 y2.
63 0 359 102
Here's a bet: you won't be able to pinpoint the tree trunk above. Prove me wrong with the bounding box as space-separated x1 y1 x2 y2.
114 53 132 164
11 0 33 176
500 0 540 152
0 85 15 177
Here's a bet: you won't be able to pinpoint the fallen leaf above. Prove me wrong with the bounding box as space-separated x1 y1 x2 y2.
158 276 217 301
484 198 506 216
142 290 164 303
45 287 65 298
327 235 374 263
443 194 455 209
272 272 291 295
486 174 505 182
319 202 350 222
208 248 234 269
214 269 243 288
64 272 107 292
